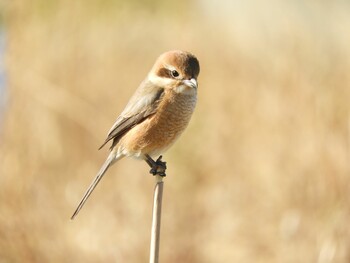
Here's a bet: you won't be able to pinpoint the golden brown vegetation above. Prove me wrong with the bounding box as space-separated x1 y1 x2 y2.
1 0 350 262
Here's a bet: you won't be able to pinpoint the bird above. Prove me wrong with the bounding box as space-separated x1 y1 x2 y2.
71 50 200 219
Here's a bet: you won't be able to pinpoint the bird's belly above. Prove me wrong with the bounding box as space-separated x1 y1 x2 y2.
120 92 197 157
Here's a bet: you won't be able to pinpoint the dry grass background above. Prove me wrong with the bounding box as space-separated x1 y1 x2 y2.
1 0 350 262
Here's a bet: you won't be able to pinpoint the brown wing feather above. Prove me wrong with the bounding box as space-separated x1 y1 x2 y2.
99 88 164 150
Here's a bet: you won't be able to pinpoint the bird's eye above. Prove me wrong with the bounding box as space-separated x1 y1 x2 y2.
170 70 179 78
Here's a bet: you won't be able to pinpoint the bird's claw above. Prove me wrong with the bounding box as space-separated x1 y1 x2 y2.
149 155 167 177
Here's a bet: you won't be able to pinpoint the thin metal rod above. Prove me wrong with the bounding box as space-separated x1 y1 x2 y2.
149 175 164 263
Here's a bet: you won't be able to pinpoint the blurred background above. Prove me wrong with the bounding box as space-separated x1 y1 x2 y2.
1 0 350 262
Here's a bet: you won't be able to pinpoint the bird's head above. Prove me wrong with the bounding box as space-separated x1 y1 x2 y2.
148 50 200 94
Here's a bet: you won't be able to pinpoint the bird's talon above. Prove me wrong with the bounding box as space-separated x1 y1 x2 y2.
146 155 167 176
159 172 166 177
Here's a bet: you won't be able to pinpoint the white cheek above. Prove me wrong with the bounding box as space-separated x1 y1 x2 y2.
148 74 174 86
174 85 196 95
148 74 197 95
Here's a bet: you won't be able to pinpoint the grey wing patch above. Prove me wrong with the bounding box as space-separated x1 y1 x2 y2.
98 88 164 150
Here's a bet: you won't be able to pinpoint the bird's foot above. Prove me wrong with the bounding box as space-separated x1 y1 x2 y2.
146 155 167 177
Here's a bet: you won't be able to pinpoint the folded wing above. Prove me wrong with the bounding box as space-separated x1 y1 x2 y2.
99 83 164 150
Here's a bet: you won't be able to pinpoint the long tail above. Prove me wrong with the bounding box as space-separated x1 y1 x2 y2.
71 152 123 220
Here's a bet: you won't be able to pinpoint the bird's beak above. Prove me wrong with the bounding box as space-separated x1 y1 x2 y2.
183 78 197 89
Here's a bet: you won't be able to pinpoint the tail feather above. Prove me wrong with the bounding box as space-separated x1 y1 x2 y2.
71 153 122 220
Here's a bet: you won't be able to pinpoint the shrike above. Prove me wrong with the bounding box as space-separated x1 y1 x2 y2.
71 50 200 219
